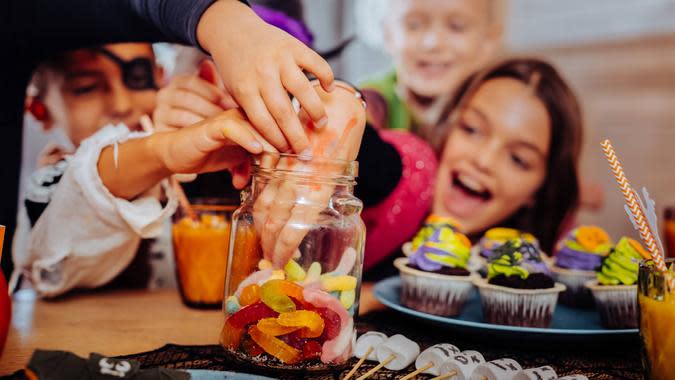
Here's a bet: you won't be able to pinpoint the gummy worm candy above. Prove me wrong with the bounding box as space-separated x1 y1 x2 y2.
256 317 301 336
277 310 325 338
248 326 302 364
260 279 306 313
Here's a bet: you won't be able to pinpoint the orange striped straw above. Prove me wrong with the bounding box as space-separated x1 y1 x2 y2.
601 140 673 289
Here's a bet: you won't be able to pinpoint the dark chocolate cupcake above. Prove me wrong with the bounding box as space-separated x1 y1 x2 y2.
474 240 565 328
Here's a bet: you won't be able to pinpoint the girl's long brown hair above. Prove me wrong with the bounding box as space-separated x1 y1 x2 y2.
434 57 583 254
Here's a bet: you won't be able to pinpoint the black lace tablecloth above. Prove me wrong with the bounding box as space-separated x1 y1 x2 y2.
118 309 645 380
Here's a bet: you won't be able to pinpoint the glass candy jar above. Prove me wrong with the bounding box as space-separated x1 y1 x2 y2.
221 153 365 372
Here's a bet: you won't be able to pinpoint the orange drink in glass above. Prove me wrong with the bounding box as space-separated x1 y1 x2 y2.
638 259 675 380
172 199 235 308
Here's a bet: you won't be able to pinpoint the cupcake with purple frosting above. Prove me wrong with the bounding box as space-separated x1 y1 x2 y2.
474 240 566 327
552 226 612 307
396 217 477 316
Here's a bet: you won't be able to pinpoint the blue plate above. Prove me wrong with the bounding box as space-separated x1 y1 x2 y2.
185 370 276 380
373 276 638 341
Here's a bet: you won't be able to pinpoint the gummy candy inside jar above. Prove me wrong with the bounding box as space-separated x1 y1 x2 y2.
221 153 365 372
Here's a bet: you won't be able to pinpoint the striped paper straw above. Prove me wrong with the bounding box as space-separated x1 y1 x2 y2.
601 140 673 289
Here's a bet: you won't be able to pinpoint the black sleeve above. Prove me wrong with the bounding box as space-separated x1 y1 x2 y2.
8 0 219 61
355 125 403 208
1 0 248 278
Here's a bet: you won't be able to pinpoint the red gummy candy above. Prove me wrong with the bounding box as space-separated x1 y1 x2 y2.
221 318 244 350
302 340 322 360
229 302 279 328
241 335 265 357
316 307 340 341
278 330 306 350
290 296 314 311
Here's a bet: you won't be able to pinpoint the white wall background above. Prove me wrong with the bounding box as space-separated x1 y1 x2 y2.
303 0 675 82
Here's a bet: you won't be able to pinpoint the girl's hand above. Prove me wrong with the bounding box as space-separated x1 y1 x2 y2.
197 0 335 154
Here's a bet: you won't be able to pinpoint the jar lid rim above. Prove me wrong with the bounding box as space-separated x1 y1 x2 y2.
254 152 357 174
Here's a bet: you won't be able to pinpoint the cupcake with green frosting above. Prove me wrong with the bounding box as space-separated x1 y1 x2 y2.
396 215 478 317
586 237 650 328
474 240 566 327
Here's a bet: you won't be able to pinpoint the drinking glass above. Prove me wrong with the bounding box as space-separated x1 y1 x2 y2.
638 258 675 380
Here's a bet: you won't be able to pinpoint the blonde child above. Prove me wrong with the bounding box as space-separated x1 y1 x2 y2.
361 0 503 140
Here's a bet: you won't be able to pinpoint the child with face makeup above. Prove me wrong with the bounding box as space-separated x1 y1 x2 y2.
27 43 162 163
12 44 272 296
12 43 168 292
13 102 268 297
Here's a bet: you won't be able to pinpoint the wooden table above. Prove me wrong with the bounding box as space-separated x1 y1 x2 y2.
0 289 223 375
0 288 645 379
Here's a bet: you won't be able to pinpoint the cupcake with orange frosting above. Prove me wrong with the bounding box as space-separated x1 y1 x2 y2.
585 237 650 328
396 215 477 316
552 226 612 307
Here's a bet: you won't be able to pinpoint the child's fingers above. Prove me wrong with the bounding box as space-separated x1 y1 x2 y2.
261 181 297 266
198 60 239 109
220 91 239 110
199 110 263 154
173 74 225 105
198 59 219 85
232 87 290 153
231 161 251 189
281 60 327 128
294 45 334 92
214 117 264 155
260 75 310 153
271 182 333 267
162 89 225 119
156 107 204 130
201 147 250 173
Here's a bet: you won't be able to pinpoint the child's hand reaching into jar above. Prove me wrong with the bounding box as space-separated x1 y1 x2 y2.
252 81 367 268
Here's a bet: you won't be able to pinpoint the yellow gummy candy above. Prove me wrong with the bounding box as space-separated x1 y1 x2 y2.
278 310 324 338
321 275 357 292
260 280 297 313
284 260 306 282
304 262 322 283
340 289 355 309
258 259 272 270
268 270 286 282
257 317 300 336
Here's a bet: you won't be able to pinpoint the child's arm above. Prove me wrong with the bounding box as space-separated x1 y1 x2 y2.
19 110 266 296
98 109 263 200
